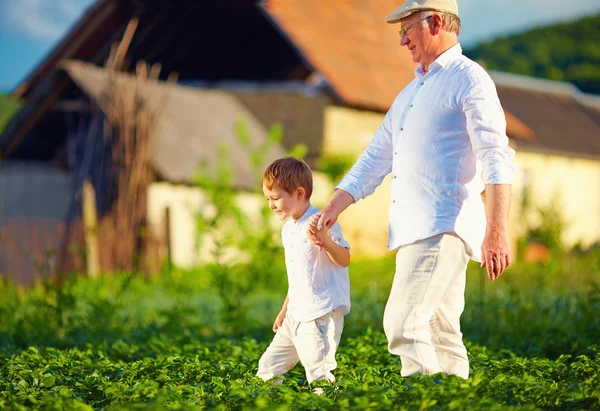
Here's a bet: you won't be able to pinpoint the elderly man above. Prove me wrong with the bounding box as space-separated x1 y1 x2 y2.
308 0 515 379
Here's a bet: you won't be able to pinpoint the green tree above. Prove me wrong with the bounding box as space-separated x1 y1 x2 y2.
465 14 600 94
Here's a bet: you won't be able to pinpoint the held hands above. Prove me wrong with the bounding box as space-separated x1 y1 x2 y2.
480 227 511 281
307 209 338 249
272 310 286 333
308 214 329 249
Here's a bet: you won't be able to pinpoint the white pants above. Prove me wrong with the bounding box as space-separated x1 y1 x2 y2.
383 233 471 379
257 307 344 384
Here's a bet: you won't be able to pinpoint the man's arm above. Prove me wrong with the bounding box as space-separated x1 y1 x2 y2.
482 184 511 280
462 69 516 280
314 106 396 235
316 189 356 231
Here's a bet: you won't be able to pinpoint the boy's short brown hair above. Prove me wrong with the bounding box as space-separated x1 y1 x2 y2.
263 157 313 198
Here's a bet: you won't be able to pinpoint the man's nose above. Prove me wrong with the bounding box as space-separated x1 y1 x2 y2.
400 35 409 46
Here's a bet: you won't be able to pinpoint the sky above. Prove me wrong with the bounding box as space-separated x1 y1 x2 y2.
0 0 599 93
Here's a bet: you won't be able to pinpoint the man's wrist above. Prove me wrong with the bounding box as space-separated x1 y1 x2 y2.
486 222 508 232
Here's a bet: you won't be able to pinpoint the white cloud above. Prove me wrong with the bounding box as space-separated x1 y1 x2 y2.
1 0 94 44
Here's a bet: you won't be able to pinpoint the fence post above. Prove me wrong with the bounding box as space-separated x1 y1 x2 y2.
82 180 100 277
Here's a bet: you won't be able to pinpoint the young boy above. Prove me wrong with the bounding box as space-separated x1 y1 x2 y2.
257 156 351 387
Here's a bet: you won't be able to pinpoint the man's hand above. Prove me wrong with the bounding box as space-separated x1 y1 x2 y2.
307 209 337 249
480 227 511 281
481 184 512 281
307 189 354 248
272 310 286 333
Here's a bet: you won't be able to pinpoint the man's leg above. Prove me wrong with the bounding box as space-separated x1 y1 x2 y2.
383 233 469 377
429 273 469 378
257 317 299 383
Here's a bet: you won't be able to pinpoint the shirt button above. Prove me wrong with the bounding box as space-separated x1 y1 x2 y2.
393 200 396 203
410 104 414 107
393 176 397 179
421 82 424 85
401 128 404 131
394 152 398 155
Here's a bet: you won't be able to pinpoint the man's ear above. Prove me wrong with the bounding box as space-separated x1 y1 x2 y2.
431 13 442 34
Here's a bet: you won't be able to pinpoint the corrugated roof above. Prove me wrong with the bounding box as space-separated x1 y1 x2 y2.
491 71 600 158
62 60 287 189
260 0 418 112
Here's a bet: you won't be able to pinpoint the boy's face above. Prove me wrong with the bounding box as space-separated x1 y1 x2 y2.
262 183 308 221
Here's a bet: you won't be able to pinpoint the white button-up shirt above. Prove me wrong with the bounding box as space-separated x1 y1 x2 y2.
282 204 351 322
336 44 515 262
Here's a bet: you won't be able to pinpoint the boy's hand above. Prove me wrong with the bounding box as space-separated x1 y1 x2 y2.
307 213 324 249
308 215 328 244
273 310 286 333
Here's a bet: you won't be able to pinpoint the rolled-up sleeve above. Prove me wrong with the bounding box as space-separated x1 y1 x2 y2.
462 71 515 185
335 108 394 202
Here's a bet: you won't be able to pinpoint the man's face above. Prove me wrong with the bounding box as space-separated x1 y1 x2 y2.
399 13 434 64
263 183 305 221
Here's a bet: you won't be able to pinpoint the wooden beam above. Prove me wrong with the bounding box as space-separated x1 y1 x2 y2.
82 180 100 278
128 9 169 52
108 18 139 70
54 99 93 112
4 77 70 156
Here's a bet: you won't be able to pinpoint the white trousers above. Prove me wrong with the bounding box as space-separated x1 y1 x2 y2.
383 233 471 379
257 307 344 384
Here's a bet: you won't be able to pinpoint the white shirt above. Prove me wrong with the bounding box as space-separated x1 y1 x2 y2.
336 44 515 262
282 204 351 322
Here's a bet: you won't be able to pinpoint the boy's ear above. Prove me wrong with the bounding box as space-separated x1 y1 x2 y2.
296 186 306 200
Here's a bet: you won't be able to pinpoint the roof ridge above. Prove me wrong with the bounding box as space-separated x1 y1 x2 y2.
490 70 600 111
489 70 580 97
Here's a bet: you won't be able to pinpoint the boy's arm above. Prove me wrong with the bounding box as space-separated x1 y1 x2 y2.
321 235 350 268
280 294 289 313
273 294 289 333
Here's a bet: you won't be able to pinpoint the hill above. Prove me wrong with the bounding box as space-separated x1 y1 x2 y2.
465 14 600 94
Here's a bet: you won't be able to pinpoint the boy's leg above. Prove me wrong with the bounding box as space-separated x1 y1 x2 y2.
383 233 469 377
257 317 299 383
295 307 344 384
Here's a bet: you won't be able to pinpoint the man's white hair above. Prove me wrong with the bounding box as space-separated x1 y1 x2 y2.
419 10 461 35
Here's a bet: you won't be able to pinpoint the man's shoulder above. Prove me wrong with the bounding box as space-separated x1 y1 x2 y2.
451 55 488 78
448 55 495 89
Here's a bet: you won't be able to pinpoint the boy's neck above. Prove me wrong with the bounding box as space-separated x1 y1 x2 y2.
292 201 311 221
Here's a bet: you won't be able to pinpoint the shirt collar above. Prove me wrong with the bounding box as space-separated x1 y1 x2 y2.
415 43 462 77
291 203 316 223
